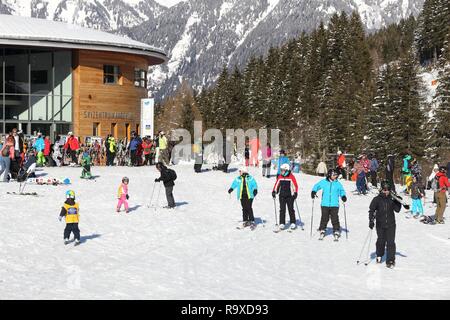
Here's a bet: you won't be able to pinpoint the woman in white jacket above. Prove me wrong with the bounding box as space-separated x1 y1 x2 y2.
427 164 439 205
316 160 328 177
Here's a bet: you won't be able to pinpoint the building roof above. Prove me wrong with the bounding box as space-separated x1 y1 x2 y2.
0 14 167 65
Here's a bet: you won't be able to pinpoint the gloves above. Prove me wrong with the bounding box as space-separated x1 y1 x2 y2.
342 196 347 203
154 178 160 182
228 188 233 194
369 221 374 229
58 216 62 222
293 192 298 200
272 191 276 199
126 194 129 200
253 189 258 197
311 191 317 199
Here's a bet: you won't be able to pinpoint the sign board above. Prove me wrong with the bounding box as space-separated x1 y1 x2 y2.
140 98 154 138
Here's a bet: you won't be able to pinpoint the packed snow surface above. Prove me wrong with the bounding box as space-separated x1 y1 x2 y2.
1 164 449 299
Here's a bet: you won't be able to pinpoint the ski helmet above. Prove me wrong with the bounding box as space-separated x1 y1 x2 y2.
239 166 248 174
65 190 75 199
122 176 129 183
327 169 338 179
280 163 290 171
380 180 391 191
439 166 447 173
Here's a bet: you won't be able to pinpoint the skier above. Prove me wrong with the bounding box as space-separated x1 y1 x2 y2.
59 190 81 245
427 164 439 204
155 162 177 209
336 151 347 179
352 156 367 195
272 163 299 231
228 166 258 229
142 137 153 166
433 166 450 224
315 159 327 177
261 143 272 178
276 150 290 176
410 175 425 219
311 169 347 240
80 149 92 179
385 155 396 192
33 133 46 166
64 132 80 165
402 154 412 186
369 154 379 188
368 180 406 268
117 176 130 213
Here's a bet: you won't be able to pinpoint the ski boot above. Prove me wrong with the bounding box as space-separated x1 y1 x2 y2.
386 261 395 269
249 222 257 230
74 239 81 246
289 223 297 230
376 257 382 264
64 238 70 245
333 231 341 241
319 230 326 240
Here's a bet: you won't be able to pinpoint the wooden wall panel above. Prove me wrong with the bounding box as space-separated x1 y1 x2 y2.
73 49 149 142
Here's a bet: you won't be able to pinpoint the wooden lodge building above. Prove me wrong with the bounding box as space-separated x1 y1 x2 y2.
0 14 167 141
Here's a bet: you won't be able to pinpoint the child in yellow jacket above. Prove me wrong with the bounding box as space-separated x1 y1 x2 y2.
59 190 80 245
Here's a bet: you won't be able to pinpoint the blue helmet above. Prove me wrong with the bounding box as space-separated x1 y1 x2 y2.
65 190 75 199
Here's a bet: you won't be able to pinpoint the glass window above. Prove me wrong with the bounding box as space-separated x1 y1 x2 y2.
54 51 72 96
61 96 72 122
4 49 29 94
1 50 4 93
31 95 51 121
30 50 52 94
31 123 51 136
134 68 147 88
5 123 19 134
5 95 28 120
104 65 120 84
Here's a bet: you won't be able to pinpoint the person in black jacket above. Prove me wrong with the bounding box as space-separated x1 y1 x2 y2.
155 162 176 208
385 155 396 192
368 180 406 268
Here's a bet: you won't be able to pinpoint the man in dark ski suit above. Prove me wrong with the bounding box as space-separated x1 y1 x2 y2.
155 162 176 208
368 180 404 268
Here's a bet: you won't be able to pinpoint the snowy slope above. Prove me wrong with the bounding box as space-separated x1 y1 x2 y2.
0 164 449 299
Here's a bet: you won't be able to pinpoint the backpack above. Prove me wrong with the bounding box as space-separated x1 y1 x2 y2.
167 168 177 181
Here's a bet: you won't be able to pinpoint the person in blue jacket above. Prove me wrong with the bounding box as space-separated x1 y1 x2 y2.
311 168 347 240
228 166 258 228
276 149 290 176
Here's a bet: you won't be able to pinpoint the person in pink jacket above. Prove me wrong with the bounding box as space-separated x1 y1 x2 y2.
117 176 130 213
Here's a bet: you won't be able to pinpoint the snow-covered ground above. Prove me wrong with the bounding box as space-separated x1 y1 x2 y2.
1 164 449 299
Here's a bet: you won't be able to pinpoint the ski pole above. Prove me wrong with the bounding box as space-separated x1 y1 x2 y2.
273 197 278 228
294 199 304 230
343 202 348 239
364 229 373 266
148 181 157 207
310 198 315 238
356 229 372 265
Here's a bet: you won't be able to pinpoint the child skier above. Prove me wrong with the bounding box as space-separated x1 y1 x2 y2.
155 162 177 209
80 149 92 179
272 163 299 231
228 166 258 229
311 169 347 240
117 176 129 213
59 190 81 245
410 175 425 218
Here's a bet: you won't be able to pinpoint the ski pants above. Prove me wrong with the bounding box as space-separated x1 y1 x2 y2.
262 160 271 177
81 166 91 178
143 154 152 166
319 206 340 232
240 197 254 222
279 196 295 225
376 225 396 263
435 192 447 222
130 150 138 166
117 195 129 211
370 171 378 188
337 167 347 180
68 149 77 164
106 152 115 166
64 223 80 241
0 156 11 182
165 185 175 207
411 198 424 215
356 173 367 194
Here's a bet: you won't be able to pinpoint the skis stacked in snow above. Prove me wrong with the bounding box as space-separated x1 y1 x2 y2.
7 192 38 196
26 177 71 185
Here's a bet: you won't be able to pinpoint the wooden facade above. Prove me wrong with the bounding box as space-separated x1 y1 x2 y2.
72 49 149 141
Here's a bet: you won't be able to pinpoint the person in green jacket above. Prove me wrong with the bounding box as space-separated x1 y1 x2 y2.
80 149 92 179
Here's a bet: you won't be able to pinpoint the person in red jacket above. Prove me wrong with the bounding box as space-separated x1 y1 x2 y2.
64 132 80 165
434 166 450 224
336 151 347 179
142 137 153 166
43 136 51 165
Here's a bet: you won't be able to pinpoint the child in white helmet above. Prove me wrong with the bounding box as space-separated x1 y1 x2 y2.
59 190 81 245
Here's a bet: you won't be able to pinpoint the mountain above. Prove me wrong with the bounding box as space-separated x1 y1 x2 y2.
0 0 425 101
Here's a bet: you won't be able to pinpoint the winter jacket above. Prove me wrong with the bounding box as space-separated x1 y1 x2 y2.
1 143 15 160
129 137 142 151
117 183 128 198
142 141 152 155
157 164 176 187
230 174 258 200
261 146 272 161
410 182 425 200
64 136 80 151
369 159 379 172
159 136 168 150
436 172 450 193
34 137 45 152
43 138 51 156
352 161 365 175
59 199 79 224
276 156 290 175
361 158 370 172
337 154 346 168
316 162 328 175
428 171 439 191
369 193 401 228
273 171 299 197
108 137 116 153
312 178 346 207
402 155 412 174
